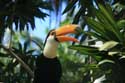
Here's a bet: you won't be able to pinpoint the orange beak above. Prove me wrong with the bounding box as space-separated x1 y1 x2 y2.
55 24 80 43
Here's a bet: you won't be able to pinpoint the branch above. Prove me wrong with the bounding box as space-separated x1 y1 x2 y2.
0 45 34 78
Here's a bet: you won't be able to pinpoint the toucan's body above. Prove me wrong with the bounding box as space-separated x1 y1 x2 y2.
34 54 62 83
33 24 79 83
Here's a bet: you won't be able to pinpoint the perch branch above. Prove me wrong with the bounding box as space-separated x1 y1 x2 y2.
0 44 34 78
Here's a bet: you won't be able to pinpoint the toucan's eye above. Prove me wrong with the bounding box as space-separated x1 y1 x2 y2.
50 31 55 35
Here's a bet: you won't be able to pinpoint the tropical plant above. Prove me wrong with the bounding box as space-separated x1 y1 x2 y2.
0 30 44 82
67 2 125 83
0 0 51 82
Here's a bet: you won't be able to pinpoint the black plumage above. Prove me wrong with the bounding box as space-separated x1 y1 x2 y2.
33 54 62 83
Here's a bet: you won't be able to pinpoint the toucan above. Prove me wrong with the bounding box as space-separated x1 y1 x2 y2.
33 24 79 83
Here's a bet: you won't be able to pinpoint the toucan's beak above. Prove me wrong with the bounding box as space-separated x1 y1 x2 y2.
55 24 80 43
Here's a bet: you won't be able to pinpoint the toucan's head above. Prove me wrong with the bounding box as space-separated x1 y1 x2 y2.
45 24 79 44
43 24 80 58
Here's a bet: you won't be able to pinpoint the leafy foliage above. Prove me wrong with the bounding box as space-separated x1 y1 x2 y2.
67 2 125 83
0 0 52 30
0 0 125 83
85 4 124 42
0 31 44 82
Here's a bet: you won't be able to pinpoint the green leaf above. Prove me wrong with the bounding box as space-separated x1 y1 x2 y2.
99 41 118 51
72 7 84 24
0 53 10 57
97 59 115 71
105 4 114 17
85 32 108 41
85 17 111 40
85 17 105 33
63 0 78 14
26 50 35 54
80 64 98 72
14 18 19 30
98 59 115 66
117 19 125 28
19 17 25 31
28 17 35 30
98 4 123 42
108 51 119 56
94 7 114 28
18 42 22 52
0 60 4 66
24 41 29 53
34 9 48 19
98 4 115 27
85 4 123 42
38 1 53 10
31 37 43 50
69 45 99 55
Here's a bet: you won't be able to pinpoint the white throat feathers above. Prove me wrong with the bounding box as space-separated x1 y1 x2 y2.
43 35 59 58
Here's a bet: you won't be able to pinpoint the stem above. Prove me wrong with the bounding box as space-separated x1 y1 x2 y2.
9 29 13 48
